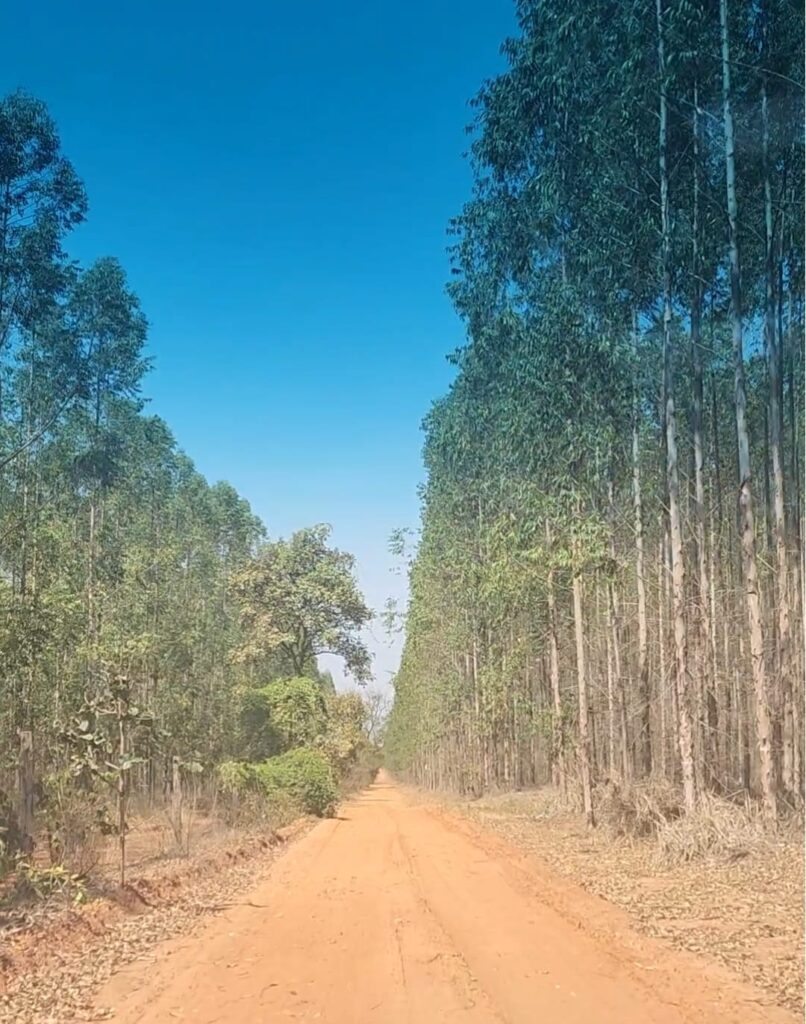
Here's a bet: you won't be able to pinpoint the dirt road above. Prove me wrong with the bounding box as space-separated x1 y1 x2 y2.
96 775 796 1023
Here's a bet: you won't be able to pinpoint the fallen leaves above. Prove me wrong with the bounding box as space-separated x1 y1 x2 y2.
457 791 804 1015
0 822 311 1024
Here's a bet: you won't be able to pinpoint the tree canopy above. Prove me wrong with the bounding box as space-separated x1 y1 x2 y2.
230 525 373 681
386 0 804 820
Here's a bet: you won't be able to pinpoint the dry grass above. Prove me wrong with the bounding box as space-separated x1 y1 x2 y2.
595 778 685 840
654 794 776 866
592 778 801 869
466 786 568 821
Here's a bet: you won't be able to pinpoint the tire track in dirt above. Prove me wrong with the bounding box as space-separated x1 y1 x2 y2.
387 805 503 1022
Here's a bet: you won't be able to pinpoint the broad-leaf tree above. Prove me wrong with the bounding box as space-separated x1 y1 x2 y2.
230 525 373 681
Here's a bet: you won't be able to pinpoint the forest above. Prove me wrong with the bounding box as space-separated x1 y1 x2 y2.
386 0 805 825
1 4 804 1020
0 92 379 881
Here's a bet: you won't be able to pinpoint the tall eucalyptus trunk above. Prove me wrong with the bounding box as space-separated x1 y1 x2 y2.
719 0 777 819
632 393 651 778
761 56 794 796
690 86 717 787
572 537 594 827
545 523 566 798
657 0 697 811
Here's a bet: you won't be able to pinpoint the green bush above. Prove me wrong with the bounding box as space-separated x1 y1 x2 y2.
239 677 328 760
254 749 337 817
216 760 253 793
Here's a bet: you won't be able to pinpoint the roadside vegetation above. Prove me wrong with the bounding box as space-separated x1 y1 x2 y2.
0 91 380 899
386 0 805 856
218 683 384 819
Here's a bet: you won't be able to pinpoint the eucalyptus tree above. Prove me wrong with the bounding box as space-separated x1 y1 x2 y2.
0 91 86 418
67 258 148 698
0 93 378 854
751 0 804 799
0 93 87 745
718 0 776 818
388 0 804 816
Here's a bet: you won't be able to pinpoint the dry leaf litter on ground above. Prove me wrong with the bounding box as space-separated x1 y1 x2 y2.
0 819 312 1024
452 790 803 1015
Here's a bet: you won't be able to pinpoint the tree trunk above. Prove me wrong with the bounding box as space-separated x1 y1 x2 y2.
606 587 616 780
117 691 128 887
720 0 777 819
573 568 595 827
690 86 717 788
658 532 667 780
171 755 184 849
632 352 651 778
545 524 566 798
606 472 628 783
657 0 696 811
16 729 35 855
761 67 794 797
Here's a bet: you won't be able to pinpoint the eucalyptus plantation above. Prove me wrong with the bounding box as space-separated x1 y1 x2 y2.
0 84 266 826
386 0 804 822
0 92 375 869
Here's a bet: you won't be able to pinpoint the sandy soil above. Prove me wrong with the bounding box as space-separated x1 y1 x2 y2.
0 821 312 1023
92 773 797 1024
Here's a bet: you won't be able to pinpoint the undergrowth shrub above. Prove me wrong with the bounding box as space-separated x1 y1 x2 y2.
40 771 106 876
596 779 684 839
337 743 382 796
217 760 253 795
13 863 87 905
654 795 771 865
253 749 337 817
218 749 337 819
215 760 294 828
0 788 24 875
594 779 782 865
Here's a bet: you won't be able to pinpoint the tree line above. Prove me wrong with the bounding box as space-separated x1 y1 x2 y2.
0 92 373 866
386 0 804 823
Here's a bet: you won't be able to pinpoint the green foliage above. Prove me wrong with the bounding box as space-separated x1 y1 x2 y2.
252 749 337 818
62 677 154 793
319 691 367 774
229 525 373 681
240 677 328 759
13 863 87 905
216 760 254 794
219 687 380 815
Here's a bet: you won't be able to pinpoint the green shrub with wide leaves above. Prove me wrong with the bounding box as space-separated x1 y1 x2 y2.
240 677 328 760
253 749 337 817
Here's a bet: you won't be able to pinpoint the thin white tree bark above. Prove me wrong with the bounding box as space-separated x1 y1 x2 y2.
720 0 777 819
657 0 697 811
573 567 595 827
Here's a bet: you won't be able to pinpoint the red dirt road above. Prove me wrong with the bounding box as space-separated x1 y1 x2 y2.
96 775 796 1023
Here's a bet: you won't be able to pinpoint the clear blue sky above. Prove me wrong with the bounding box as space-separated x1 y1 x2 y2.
4 0 515 690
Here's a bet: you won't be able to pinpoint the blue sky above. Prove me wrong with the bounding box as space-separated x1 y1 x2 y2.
4 0 515 690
